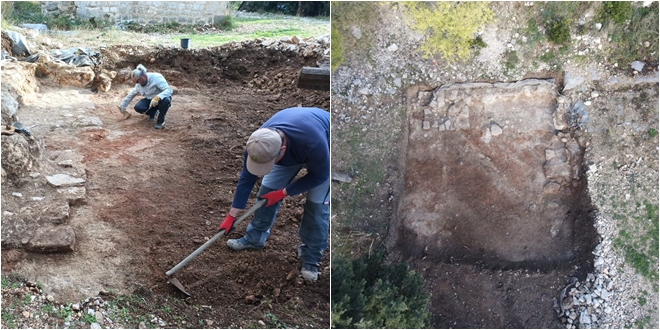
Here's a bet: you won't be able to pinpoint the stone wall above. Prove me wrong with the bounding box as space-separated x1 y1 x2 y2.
41 1 230 26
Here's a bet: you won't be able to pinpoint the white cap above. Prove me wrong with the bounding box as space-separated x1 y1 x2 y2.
246 128 282 176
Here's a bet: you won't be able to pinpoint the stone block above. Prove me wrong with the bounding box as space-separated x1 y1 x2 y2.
57 186 87 206
25 225 75 253
40 204 70 224
46 174 85 187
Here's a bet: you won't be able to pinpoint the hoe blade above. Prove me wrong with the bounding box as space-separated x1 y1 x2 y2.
168 277 191 296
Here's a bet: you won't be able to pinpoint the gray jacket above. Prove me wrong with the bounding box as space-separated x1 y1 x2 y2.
120 72 173 109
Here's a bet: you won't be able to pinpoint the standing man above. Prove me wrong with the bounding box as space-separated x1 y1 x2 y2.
218 107 330 281
119 64 173 129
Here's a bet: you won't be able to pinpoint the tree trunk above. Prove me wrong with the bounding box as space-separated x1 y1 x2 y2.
297 1 303 16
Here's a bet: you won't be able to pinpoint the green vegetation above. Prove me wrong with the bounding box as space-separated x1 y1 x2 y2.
1 311 16 329
54 304 73 319
2 2 328 49
613 200 659 284
331 1 381 70
523 18 544 46
402 1 494 63
239 1 329 17
600 2 659 64
598 1 634 24
264 312 290 328
1 1 112 30
546 17 571 45
637 290 648 306
648 128 658 138
331 249 431 328
81 313 97 324
331 105 404 246
470 35 488 50
634 315 652 328
504 50 519 71
331 24 343 71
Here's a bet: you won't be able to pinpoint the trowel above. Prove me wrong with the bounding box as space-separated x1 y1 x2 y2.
165 199 266 296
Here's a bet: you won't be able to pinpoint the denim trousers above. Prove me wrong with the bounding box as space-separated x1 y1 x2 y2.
134 97 171 124
245 164 330 266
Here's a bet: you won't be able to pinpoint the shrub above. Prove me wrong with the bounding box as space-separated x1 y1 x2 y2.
470 35 488 49
239 1 329 17
331 249 431 329
214 15 235 31
402 1 494 63
546 17 571 45
599 1 634 24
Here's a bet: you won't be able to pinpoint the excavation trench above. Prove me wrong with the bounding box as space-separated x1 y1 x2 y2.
2 41 330 327
397 79 598 270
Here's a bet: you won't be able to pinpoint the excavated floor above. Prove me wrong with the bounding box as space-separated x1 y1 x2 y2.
397 79 597 269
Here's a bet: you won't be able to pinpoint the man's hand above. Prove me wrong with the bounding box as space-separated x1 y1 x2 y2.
218 214 236 234
149 96 160 108
117 105 131 119
260 188 287 207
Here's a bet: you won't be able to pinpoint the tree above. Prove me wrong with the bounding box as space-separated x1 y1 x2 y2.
237 1 329 17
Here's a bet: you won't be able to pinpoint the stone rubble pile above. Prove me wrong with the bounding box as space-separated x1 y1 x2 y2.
555 235 615 329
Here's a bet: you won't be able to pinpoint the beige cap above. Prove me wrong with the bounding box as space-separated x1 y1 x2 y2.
246 128 282 176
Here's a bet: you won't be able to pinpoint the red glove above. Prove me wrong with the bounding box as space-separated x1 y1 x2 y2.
260 188 287 207
218 214 236 233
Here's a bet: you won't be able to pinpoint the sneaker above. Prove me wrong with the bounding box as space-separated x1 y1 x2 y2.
301 263 318 281
154 122 165 129
227 237 264 251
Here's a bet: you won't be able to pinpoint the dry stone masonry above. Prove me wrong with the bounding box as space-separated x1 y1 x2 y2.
399 79 594 267
41 1 230 26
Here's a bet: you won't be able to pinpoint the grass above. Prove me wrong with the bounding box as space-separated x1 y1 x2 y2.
1 311 16 329
143 16 328 48
331 1 381 70
634 315 652 328
613 199 659 284
602 2 659 64
331 23 343 71
331 104 405 257
2 5 329 49
504 50 519 71
81 313 97 324
54 304 73 319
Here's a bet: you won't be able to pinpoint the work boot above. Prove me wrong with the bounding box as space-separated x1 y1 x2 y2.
154 121 165 129
227 237 264 251
301 263 318 281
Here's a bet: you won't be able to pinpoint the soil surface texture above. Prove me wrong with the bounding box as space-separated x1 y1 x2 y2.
2 37 330 328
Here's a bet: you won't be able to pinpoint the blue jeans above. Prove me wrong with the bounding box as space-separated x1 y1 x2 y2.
134 97 171 124
245 164 330 266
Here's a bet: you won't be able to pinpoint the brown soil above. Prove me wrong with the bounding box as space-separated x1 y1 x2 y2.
2 44 330 328
389 82 598 328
